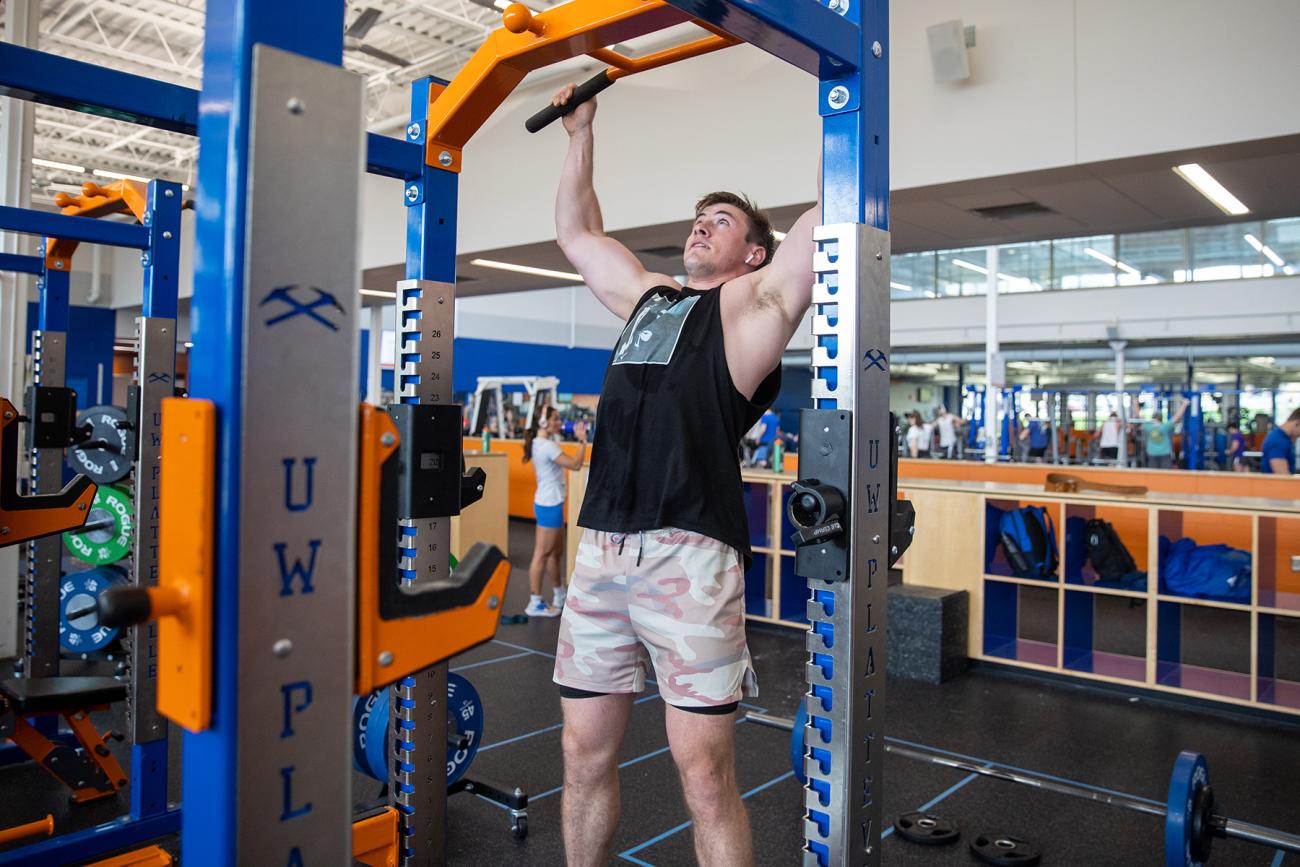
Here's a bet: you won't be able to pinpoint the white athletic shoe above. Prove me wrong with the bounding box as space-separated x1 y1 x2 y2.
524 598 561 618
552 590 567 610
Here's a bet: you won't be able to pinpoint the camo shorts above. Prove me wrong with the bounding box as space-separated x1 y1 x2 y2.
553 527 758 710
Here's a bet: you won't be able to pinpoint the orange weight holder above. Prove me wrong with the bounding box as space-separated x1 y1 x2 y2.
97 399 508 730
0 397 96 548
355 403 511 695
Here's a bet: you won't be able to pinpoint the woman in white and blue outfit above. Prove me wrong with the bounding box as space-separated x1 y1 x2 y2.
522 405 587 617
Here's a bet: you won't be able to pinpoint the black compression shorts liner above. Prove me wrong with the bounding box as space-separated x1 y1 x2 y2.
557 685 739 715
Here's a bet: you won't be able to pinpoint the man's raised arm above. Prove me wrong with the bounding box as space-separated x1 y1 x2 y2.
553 85 672 320
754 158 822 330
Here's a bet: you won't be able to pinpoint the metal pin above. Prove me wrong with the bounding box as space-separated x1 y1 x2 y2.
872 41 883 58
378 651 394 666
272 639 292 657
438 151 453 167
487 596 499 610
381 432 396 447
286 97 305 114
164 189 174 198
872 535 881 544
163 231 173 240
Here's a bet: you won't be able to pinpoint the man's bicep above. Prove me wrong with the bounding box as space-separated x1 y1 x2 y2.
1269 456 1291 475
562 233 666 319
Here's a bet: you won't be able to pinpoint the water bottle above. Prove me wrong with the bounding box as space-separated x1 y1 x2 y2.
773 439 784 473
481 429 491 454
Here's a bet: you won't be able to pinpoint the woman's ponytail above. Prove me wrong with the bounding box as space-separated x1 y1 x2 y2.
522 406 552 463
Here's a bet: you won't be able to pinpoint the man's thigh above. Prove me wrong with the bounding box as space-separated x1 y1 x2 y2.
629 529 756 710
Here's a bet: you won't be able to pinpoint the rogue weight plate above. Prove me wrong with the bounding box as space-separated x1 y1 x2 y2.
68 405 134 484
970 833 1041 866
894 812 960 845
59 565 128 655
790 699 808 784
352 688 391 783
1166 751 1212 867
64 485 134 565
446 671 483 787
352 667 485 788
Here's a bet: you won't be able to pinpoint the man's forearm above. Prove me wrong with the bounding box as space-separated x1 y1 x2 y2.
556 127 603 246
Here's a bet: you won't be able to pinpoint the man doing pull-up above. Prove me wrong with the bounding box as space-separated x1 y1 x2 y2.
546 82 820 866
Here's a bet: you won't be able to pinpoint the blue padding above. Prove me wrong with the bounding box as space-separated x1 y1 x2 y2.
810 778 831 807
811 684 832 712
813 589 835 616
812 652 833 679
812 620 834 648
808 810 831 838
807 840 830 867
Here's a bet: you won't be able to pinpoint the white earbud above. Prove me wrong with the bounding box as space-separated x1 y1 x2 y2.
745 252 755 264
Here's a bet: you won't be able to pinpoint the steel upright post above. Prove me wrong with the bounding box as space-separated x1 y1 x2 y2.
185 2 360 864
800 0 892 864
390 75 459 867
129 179 182 819
23 258 69 680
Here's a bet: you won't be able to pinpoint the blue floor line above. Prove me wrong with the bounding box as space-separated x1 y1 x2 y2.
1270 851 1285 867
450 650 533 673
616 769 796 864
884 735 1165 807
881 770 984 840
478 722 564 753
491 638 556 658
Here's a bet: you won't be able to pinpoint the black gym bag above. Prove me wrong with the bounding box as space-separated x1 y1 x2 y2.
1084 518 1145 589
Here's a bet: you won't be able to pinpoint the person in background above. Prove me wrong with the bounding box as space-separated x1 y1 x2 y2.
522 406 589 617
1096 412 1122 462
1227 423 1248 472
751 406 779 468
933 405 957 459
1141 402 1188 470
1018 412 1050 461
905 410 931 458
1261 407 1300 475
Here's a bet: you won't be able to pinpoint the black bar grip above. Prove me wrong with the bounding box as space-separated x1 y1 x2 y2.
525 70 615 133
97 586 153 629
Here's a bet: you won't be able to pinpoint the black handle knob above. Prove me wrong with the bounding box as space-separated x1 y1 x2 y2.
525 70 616 133
98 586 154 629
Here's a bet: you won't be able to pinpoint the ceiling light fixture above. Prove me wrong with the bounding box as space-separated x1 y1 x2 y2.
469 258 583 282
951 258 987 274
1083 247 1141 276
1172 163 1249 216
890 282 912 291
33 157 86 173
1244 233 1286 268
360 289 398 298
772 230 787 241
92 168 150 183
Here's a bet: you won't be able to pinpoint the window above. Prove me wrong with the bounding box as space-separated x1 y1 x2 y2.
1190 223 1265 281
1052 235 1117 289
1116 229 1187 285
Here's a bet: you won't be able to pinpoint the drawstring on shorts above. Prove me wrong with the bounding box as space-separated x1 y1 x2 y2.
615 532 646 567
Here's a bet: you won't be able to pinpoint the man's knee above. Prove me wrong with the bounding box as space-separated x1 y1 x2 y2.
562 726 619 784
675 751 738 811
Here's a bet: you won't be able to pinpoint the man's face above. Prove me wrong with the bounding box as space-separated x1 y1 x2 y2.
683 205 758 279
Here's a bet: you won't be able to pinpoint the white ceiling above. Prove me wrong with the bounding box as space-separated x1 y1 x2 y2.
4 0 537 200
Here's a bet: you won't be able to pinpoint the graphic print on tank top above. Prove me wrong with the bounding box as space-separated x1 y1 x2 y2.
612 292 700 366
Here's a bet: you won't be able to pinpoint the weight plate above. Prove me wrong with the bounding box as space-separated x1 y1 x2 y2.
1166 751 1211 867
446 671 483 787
352 688 391 783
59 565 128 655
352 668 485 789
894 812 960 845
64 485 134 565
790 699 808 784
68 405 134 484
970 833 1041 866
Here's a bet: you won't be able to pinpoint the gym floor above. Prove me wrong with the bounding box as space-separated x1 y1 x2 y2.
4 518 1299 865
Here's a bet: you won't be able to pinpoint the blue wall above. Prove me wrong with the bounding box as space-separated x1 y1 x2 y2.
360 333 613 399
25 303 116 410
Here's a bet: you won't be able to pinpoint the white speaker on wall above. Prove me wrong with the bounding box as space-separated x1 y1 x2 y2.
926 19 974 83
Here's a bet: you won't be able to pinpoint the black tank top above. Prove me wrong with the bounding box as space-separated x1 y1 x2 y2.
578 284 781 567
